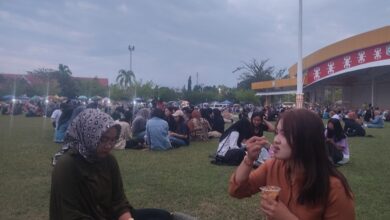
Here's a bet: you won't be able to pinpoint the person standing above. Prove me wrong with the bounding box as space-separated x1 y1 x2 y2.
50 106 62 129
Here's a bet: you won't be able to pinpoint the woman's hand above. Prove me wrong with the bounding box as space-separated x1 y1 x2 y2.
260 196 298 220
245 136 270 161
118 211 132 220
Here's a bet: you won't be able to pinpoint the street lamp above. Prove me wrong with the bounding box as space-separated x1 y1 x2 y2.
128 45 135 71
128 44 137 116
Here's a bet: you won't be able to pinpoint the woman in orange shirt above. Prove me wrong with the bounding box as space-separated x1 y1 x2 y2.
229 108 355 220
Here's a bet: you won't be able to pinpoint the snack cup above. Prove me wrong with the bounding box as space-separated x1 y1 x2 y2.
260 185 281 200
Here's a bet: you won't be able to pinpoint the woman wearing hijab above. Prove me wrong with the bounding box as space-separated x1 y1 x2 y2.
187 109 211 141
208 108 225 138
130 108 150 145
50 109 172 220
214 119 252 165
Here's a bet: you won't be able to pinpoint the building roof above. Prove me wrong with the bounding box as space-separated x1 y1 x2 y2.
252 25 390 91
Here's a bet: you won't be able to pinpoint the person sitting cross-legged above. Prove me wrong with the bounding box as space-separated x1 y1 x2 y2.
169 110 190 148
366 110 384 128
145 108 172 151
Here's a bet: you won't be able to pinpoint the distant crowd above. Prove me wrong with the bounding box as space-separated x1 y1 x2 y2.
1 97 388 167
4 96 387 219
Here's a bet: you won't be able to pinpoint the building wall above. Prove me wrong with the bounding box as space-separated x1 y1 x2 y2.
342 78 390 109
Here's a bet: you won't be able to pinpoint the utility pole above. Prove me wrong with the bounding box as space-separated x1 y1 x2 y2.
128 45 135 71
128 45 136 115
296 0 304 108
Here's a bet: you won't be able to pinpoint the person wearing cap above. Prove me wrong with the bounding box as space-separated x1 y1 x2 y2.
169 110 190 147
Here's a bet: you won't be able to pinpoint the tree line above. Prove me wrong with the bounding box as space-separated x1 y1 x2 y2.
1 59 288 105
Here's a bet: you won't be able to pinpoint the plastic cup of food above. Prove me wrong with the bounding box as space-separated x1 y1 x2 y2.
260 185 281 200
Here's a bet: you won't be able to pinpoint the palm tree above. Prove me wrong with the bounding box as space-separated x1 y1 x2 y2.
116 69 135 90
234 59 286 90
58 64 72 76
57 64 77 98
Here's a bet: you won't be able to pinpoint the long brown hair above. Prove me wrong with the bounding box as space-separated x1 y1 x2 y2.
277 109 352 205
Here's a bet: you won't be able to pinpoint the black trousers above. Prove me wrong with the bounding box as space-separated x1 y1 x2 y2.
132 208 173 220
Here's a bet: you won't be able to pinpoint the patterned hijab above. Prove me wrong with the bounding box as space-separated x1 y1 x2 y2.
62 108 119 163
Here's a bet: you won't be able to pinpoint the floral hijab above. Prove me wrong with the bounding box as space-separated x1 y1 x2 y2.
54 109 119 164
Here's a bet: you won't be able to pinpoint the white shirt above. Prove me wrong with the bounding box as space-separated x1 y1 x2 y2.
331 114 341 120
51 109 62 128
216 131 240 156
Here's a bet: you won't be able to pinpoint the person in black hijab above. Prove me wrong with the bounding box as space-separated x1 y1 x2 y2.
214 119 252 165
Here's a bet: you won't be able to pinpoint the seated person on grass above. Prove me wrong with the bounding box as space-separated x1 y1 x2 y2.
228 109 355 220
145 108 172 151
343 112 366 137
214 119 252 166
113 119 131 150
169 110 189 148
128 108 150 148
208 108 225 138
164 106 176 132
187 109 211 141
325 118 350 165
50 109 173 220
250 111 275 165
366 110 384 128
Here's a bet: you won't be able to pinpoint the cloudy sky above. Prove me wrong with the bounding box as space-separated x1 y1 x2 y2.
1 0 389 88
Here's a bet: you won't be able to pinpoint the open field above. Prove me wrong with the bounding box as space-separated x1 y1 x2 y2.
0 115 389 219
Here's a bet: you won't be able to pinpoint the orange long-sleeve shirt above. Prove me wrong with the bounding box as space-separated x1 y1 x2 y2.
229 159 355 220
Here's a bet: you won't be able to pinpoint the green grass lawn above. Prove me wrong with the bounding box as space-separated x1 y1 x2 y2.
0 115 389 219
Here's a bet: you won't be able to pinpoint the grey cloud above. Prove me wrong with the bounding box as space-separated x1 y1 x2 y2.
1 0 389 87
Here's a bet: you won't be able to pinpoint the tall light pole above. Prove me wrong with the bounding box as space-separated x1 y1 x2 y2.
296 0 304 108
128 44 137 114
128 45 135 71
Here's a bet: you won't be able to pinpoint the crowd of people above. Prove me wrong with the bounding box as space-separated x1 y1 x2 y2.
3 96 390 219
49 105 362 219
